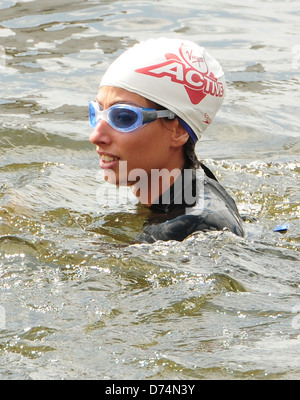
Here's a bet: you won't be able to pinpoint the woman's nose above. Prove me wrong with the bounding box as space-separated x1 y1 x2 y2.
89 120 112 146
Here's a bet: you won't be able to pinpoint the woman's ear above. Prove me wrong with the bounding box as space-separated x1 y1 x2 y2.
170 119 190 148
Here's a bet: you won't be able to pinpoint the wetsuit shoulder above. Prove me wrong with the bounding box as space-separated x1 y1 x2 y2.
140 207 244 243
139 214 218 243
139 164 244 243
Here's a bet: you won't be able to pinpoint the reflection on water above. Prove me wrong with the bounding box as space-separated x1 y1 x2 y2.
0 0 300 380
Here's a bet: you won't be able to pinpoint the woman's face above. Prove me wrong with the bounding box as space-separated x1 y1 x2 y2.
90 86 183 188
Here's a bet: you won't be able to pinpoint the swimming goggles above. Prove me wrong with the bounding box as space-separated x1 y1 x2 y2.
89 101 176 133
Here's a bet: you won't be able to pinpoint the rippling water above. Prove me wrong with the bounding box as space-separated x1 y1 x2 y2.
0 0 299 380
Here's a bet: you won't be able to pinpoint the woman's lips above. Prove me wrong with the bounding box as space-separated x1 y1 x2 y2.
98 151 120 169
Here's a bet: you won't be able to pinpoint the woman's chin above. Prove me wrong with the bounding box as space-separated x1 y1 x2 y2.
103 169 128 186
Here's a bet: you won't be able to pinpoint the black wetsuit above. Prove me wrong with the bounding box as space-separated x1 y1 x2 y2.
138 163 244 243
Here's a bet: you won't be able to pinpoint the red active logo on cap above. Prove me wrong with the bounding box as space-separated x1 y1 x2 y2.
135 43 224 105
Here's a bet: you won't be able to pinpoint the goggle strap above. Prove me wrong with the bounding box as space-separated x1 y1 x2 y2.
156 110 176 120
142 109 175 124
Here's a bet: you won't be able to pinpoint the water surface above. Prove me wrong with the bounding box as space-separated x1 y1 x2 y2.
0 0 299 380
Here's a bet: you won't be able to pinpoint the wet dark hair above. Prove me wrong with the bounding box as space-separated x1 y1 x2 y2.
184 136 201 169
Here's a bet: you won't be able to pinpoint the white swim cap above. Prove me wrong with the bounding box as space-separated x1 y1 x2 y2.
100 38 226 142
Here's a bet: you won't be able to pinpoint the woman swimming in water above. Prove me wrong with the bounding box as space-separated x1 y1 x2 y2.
89 38 244 242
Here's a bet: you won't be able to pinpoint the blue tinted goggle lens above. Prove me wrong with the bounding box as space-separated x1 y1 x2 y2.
89 102 98 128
111 107 139 129
89 101 175 133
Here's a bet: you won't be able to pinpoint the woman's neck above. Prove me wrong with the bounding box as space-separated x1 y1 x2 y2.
133 167 183 206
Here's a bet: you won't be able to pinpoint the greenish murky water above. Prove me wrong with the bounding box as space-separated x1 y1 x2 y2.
0 0 299 380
